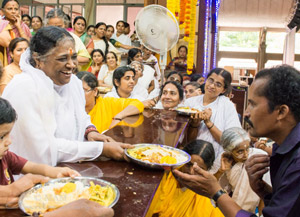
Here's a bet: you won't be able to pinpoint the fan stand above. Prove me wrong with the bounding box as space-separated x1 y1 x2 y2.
159 53 167 85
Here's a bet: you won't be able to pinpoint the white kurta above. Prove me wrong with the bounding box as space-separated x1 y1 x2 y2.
112 33 131 53
2 49 102 166
144 54 161 81
97 64 114 86
93 39 119 55
184 95 241 158
138 65 155 90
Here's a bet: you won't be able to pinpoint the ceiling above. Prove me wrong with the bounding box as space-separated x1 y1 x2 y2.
218 0 296 29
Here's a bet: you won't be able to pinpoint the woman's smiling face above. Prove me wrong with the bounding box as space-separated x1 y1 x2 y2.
161 83 181 109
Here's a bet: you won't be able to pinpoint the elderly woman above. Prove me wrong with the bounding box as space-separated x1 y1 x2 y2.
130 60 148 100
45 8 90 70
214 127 270 213
0 0 31 66
76 71 144 133
0 37 28 94
104 66 145 101
2 26 131 166
184 68 241 158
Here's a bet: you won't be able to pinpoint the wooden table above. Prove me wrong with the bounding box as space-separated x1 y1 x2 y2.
0 109 190 217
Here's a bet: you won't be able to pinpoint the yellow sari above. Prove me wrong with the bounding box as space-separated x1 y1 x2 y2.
88 97 144 133
146 172 224 217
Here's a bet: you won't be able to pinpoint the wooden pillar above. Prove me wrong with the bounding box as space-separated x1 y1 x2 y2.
196 0 208 75
257 27 267 72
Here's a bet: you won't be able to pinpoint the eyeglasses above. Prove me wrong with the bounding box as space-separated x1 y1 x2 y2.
206 78 224 88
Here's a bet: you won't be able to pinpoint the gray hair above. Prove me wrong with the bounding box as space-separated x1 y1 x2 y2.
221 127 250 152
129 61 144 71
45 8 66 26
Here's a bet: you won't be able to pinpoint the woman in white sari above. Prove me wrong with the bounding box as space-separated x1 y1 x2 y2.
214 127 270 213
2 26 131 166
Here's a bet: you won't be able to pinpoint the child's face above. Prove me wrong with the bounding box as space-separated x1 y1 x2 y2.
0 122 14 159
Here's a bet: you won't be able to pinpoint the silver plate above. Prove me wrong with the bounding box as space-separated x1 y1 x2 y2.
125 143 191 169
19 177 120 215
176 108 198 116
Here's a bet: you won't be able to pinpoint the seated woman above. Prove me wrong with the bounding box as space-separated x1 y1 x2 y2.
184 68 241 159
146 140 223 217
97 51 118 89
104 66 145 101
88 49 104 78
129 60 149 100
2 26 131 166
73 16 94 54
214 127 270 213
191 73 205 85
31 16 43 36
184 81 202 99
0 37 29 94
167 71 183 85
86 25 95 36
155 80 184 110
76 71 144 133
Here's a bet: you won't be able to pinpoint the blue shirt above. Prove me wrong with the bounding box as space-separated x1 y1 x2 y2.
236 122 300 217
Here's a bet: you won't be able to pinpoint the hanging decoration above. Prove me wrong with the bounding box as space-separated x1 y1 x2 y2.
186 0 197 74
179 0 186 29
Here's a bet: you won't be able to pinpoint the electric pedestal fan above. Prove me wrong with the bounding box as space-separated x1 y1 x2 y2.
135 5 180 84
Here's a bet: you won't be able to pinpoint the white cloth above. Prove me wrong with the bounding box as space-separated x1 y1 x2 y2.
111 33 131 53
104 87 145 101
138 65 155 90
224 148 271 212
97 64 114 86
132 81 148 100
144 54 161 81
184 95 241 158
2 49 102 166
94 39 119 55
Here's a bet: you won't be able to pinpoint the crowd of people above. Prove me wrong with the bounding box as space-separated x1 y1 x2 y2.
0 0 300 217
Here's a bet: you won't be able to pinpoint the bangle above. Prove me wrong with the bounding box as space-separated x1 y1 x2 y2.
84 125 99 140
207 122 214 130
112 117 122 121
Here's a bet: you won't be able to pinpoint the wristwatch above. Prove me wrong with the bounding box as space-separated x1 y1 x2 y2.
212 189 227 203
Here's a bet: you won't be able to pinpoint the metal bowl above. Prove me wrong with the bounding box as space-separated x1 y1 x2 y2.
125 143 191 170
19 177 120 215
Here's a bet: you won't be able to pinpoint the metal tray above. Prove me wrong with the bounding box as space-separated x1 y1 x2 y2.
19 177 120 215
176 107 199 116
125 143 191 169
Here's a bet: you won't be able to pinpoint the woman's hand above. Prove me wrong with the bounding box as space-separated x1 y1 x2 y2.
87 131 115 142
142 99 156 109
102 142 134 161
202 108 212 123
189 111 204 128
56 167 81 178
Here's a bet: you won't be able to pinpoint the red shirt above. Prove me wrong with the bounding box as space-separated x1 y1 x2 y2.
0 151 27 185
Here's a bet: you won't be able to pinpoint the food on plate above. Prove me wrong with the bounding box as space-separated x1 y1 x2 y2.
127 145 188 165
176 107 199 114
22 181 115 215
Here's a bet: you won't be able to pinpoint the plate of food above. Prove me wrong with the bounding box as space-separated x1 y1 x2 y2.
97 86 112 93
125 144 191 169
176 107 199 115
19 177 119 215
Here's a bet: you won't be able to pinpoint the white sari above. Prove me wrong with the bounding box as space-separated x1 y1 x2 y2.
2 49 102 166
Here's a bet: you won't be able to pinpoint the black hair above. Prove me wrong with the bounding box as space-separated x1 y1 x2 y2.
73 16 86 28
183 140 215 170
29 26 74 67
128 48 142 64
95 22 109 56
87 25 94 31
22 14 31 23
184 81 200 89
116 20 125 27
160 80 184 101
0 98 17 124
124 22 129 28
106 25 114 31
167 71 183 85
91 49 104 60
255 65 300 122
190 74 203 82
8 37 29 62
178 45 187 53
113 66 136 90
1 0 19 8
76 71 98 90
32 15 43 24
0 62 3 81
200 83 205 94
105 51 117 63
206 68 232 95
